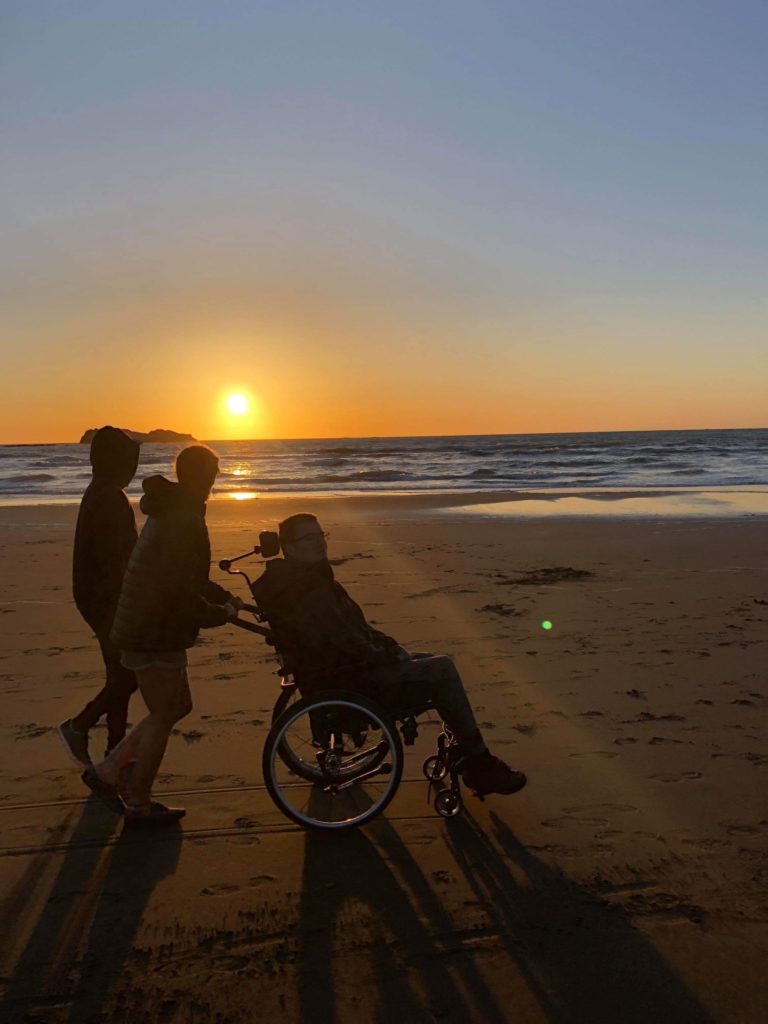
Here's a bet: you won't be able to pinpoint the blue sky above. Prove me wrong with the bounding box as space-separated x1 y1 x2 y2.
2 1 766 440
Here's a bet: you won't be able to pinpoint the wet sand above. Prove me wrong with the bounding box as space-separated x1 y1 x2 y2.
0 494 766 1022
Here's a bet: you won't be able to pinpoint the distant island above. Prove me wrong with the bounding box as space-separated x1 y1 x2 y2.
79 428 197 444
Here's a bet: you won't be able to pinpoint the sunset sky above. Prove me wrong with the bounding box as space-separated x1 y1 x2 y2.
2 1 766 443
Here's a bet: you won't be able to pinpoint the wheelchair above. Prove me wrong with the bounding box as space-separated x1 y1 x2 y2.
220 538 468 831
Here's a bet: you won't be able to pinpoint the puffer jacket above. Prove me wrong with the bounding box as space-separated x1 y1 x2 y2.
110 476 233 652
250 558 400 685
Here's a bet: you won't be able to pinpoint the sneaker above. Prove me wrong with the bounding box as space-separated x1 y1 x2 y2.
57 719 92 767
461 752 527 798
124 802 186 826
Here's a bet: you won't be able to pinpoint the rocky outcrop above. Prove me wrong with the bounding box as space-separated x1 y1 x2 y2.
79 428 197 444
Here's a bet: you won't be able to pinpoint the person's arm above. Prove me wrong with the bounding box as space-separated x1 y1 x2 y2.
340 590 401 659
204 577 238 607
292 587 389 664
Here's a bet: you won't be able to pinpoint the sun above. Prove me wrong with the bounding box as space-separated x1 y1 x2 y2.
227 393 249 415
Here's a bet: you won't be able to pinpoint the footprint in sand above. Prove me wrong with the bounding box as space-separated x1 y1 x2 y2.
680 837 725 850
720 820 765 836
201 884 241 896
563 803 638 814
401 823 436 845
249 875 277 887
541 815 610 829
179 729 205 743
569 751 618 759
15 723 53 740
650 770 702 782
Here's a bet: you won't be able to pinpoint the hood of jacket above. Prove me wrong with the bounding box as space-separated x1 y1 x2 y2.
139 475 206 518
90 425 140 484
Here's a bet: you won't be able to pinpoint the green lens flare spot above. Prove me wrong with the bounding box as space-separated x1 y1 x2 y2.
541 620 553 631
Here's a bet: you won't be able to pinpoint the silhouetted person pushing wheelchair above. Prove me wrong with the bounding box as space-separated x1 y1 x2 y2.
251 513 527 798
81 444 243 823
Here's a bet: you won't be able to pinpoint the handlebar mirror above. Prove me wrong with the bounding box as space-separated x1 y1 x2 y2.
219 531 280 574
258 530 280 558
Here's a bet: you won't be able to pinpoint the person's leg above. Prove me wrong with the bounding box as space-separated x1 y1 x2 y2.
70 687 109 735
95 632 138 754
361 654 526 796
59 626 114 765
363 654 487 755
93 665 192 809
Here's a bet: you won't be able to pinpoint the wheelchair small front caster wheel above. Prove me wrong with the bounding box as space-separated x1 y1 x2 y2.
434 789 462 818
423 756 447 782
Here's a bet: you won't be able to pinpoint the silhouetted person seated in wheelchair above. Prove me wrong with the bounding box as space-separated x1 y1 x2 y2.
251 513 527 798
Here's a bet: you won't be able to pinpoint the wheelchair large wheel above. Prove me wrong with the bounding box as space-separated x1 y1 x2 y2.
263 690 404 830
271 684 388 784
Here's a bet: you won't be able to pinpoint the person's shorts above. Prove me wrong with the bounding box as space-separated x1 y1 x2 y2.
120 650 188 672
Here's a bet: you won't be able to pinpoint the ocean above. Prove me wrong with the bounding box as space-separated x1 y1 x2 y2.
0 429 767 506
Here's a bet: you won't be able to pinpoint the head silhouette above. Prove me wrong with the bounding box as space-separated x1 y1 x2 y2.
89 426 140 488
175 444 219 502
279 513 328 564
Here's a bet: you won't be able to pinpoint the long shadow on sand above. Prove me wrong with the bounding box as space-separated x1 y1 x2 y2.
297 806 510 1024
297 800 714 1023
444 810 714 1023
0 798 181 1023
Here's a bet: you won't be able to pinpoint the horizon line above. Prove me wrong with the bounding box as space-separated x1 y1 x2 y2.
2 425 767 446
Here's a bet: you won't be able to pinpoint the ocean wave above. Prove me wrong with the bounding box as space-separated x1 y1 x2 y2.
30 456 86 467
1 473 58 483
308 446 409 457
3 431 768 500
305 469 413 484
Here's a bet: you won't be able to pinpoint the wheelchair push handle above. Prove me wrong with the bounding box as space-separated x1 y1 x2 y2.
230 616 273 640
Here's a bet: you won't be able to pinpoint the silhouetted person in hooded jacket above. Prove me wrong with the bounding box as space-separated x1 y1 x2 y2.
58 426 140 765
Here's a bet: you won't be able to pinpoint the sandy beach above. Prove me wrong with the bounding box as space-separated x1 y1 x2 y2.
0 493 766 1023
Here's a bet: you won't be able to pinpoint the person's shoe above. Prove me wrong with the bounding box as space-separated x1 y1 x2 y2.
57 719 92 767
124 802 186 826
81 765 125 813
461 751 527 798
